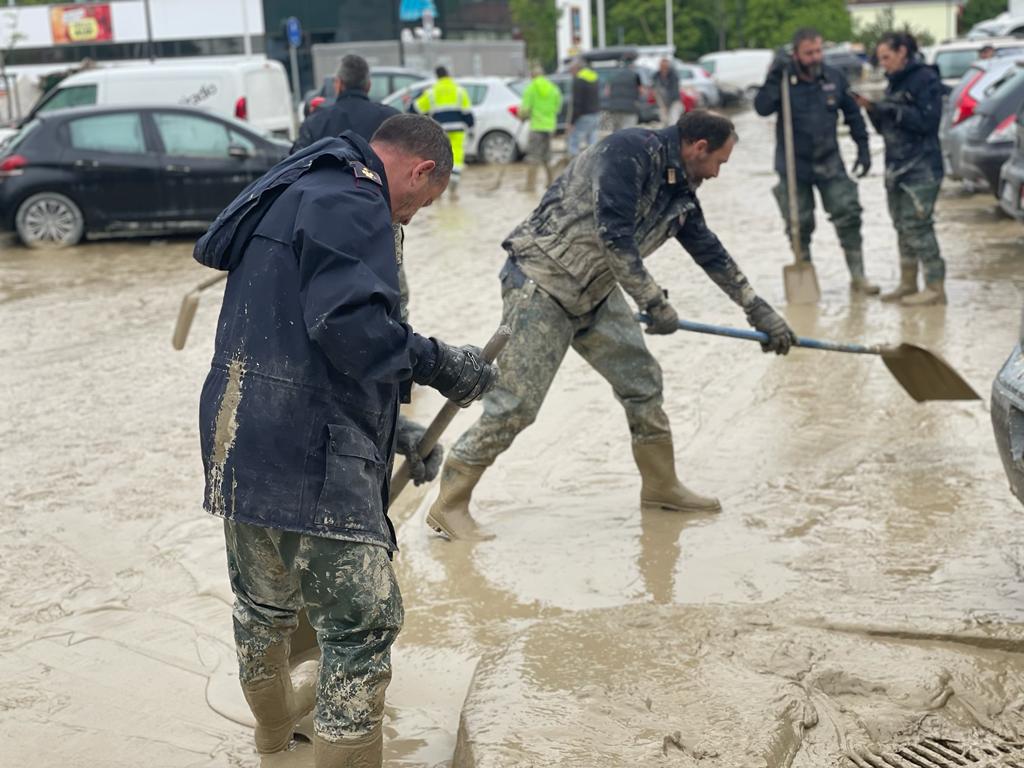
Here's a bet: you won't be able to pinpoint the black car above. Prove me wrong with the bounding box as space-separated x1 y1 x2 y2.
960 60 1024 196
998 102 1024 218
992 308 1024 505
0 105 289 247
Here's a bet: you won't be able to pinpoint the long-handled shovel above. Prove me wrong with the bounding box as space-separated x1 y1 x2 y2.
640 315 978 402
171 272 227 350
781 71 821 305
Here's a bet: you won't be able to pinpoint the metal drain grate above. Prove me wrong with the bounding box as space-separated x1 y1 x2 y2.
845 738 1024 768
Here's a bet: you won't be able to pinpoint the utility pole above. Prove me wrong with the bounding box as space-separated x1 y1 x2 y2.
142 0 154 62
596 0 606 48
665 0 673 50
240 0 252 56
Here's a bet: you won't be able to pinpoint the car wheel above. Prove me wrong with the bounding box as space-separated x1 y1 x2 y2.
478 130 517 164
15 192 85 248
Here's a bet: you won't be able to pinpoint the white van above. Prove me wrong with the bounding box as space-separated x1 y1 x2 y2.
698 49 774 101
26 58 294 139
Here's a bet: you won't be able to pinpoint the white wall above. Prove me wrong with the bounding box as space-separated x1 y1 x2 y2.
556 0 592 65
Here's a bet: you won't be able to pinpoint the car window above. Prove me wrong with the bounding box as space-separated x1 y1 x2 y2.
155 112 232 157
701 59 717 75
677 67 694 79
464 84 488 105
37 84 97 113
392 75 423 94
935 50 985 80
368 77 392 102
68 112 146 154
229 130 256 153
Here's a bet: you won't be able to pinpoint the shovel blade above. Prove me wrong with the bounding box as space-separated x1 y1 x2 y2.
171 291 201 350
783 262 821 305
880 344 980 402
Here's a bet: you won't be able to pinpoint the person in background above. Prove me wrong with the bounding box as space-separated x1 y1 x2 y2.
567 56 601 157
979 44 995 60
518 63 563 193
653 58 683 126
604 57 642 131
414 66 474 200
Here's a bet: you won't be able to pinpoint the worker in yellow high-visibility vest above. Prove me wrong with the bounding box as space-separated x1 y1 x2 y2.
414 66 474 199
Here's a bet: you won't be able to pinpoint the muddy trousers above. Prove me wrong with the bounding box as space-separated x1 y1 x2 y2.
223 519 403 743
885 178 945 284
449 279 671 467
772 174 866 278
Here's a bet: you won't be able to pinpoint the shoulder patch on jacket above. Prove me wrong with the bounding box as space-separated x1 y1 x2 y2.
350 161 382 185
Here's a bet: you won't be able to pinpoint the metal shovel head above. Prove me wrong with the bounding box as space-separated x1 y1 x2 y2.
171 291 200 350
783 262 821 305
880 343 980 402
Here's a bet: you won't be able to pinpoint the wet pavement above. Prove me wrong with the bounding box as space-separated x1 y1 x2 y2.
3 108 1024 767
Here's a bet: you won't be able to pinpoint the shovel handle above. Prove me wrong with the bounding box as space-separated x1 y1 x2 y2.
389 325 512 503
637 314 883 356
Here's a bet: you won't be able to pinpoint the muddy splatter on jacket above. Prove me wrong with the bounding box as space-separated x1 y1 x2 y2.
193 132 435 551
502 125 759 317
865 59 944 185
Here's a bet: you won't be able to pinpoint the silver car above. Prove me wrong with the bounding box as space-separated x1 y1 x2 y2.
676 62 721 107
383 76 529 164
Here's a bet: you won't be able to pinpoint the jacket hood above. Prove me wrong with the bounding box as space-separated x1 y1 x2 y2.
193 133 377 271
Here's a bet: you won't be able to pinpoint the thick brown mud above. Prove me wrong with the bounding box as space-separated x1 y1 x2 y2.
2 109 1024 766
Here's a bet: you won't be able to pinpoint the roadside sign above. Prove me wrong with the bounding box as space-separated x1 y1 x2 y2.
285 16 301 48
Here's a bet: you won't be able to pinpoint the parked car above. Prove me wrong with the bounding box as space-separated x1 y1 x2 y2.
697 49 773 102
960 61 1024 193
19 59 295 140
578 48 660 123
634 55 721 107
969 13 1024 39
383 76 529 164
991 307 1024 506
823 46 869 83
0 105 289 247
925 37 1024 87
941 57 1018 181
300 66 430 119
997 102 1024 219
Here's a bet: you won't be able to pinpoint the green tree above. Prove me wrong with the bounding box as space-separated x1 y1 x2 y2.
742 0 852 48
604 0 746 60
852 8 935 55
960 0 1010 33
509 0 559 70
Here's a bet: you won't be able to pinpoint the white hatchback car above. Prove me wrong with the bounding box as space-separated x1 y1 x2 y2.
383 76 530 164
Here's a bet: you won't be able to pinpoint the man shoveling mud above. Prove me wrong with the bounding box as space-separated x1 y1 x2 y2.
428 110 797 541
194 114 497 765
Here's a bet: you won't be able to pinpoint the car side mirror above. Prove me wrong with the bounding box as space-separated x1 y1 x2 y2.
228 144 251 159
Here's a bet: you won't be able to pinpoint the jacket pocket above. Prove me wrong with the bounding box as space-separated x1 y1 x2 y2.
313 423 388 538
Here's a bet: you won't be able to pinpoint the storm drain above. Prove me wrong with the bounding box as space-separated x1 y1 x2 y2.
845 738 1024 768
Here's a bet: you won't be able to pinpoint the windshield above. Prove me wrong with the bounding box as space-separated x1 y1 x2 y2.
35 84 97 114
1 118 40 153
935 50 985 80
701 58 717 75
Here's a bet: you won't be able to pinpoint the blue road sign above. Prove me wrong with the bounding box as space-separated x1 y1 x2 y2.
285 16 302 48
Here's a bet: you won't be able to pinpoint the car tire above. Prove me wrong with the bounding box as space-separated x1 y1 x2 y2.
478 130 517 165
15 192 85 248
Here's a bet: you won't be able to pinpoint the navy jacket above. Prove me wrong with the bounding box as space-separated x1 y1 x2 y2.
292 90 398 153
194 133 434 550
754 62 868 183
865 59 944 185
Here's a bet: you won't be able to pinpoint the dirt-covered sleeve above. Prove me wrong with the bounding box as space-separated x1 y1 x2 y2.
676 204 759 310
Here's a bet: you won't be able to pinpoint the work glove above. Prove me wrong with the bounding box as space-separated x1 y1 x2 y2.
413 339 499 407
395 416 443 486
644 294 680 335
745 298 797 355
765 53 791 86
851 144 871 178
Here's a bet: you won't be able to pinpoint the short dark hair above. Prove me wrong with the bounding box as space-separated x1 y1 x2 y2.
878 31 919 59
676 109 737 152
371 113 453 181
337 54 370 92
435 65 449 78
980 44 995 53
792 27 822 49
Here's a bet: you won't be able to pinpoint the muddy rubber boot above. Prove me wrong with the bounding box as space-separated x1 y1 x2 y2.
631 440 722 514
849 276 880 296
901 279 946 306
425 457 494 541
242 656 319 754
523 164 537 193
314 728 383 768
881 264 918 303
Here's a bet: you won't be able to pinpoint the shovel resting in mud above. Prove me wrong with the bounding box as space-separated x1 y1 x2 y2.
780 72 821 305
639 315 979 403
171 272 227 350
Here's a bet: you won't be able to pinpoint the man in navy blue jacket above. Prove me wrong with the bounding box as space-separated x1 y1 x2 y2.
195 114 497 766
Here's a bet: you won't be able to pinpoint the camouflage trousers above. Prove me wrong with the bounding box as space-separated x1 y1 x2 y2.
885 178 945 284
223 519 403 742
450 267 671 467
772 174 866 278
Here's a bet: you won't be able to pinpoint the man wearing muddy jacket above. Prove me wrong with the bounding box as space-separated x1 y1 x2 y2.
754 28 879 294
194 114 497 766
426 110 797 541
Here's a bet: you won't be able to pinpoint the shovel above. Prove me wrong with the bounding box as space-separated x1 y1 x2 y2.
639 315 979 402
171 272 227 350
780 71 821 305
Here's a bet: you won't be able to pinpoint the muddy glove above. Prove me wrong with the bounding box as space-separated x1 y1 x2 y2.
851 144 871 178
745 298 797 355
395 416 442 486
644 295 680 335
413 339 498 407
765 54 790 86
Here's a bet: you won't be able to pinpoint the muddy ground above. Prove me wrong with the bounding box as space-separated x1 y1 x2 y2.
2 108 1024 767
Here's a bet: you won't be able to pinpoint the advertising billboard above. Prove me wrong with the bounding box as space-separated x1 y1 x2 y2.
50 4 114 45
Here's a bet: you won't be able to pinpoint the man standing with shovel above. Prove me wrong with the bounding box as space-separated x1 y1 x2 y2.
754 28 879 297
427 110 797 541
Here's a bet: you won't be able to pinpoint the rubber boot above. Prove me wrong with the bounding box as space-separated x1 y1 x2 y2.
314 728 383 768
901 279 946 306
523 164 538 193
631 440 722 514
881 263 918 303
849 276 880 296
242 654 319 754
425 457 494 541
